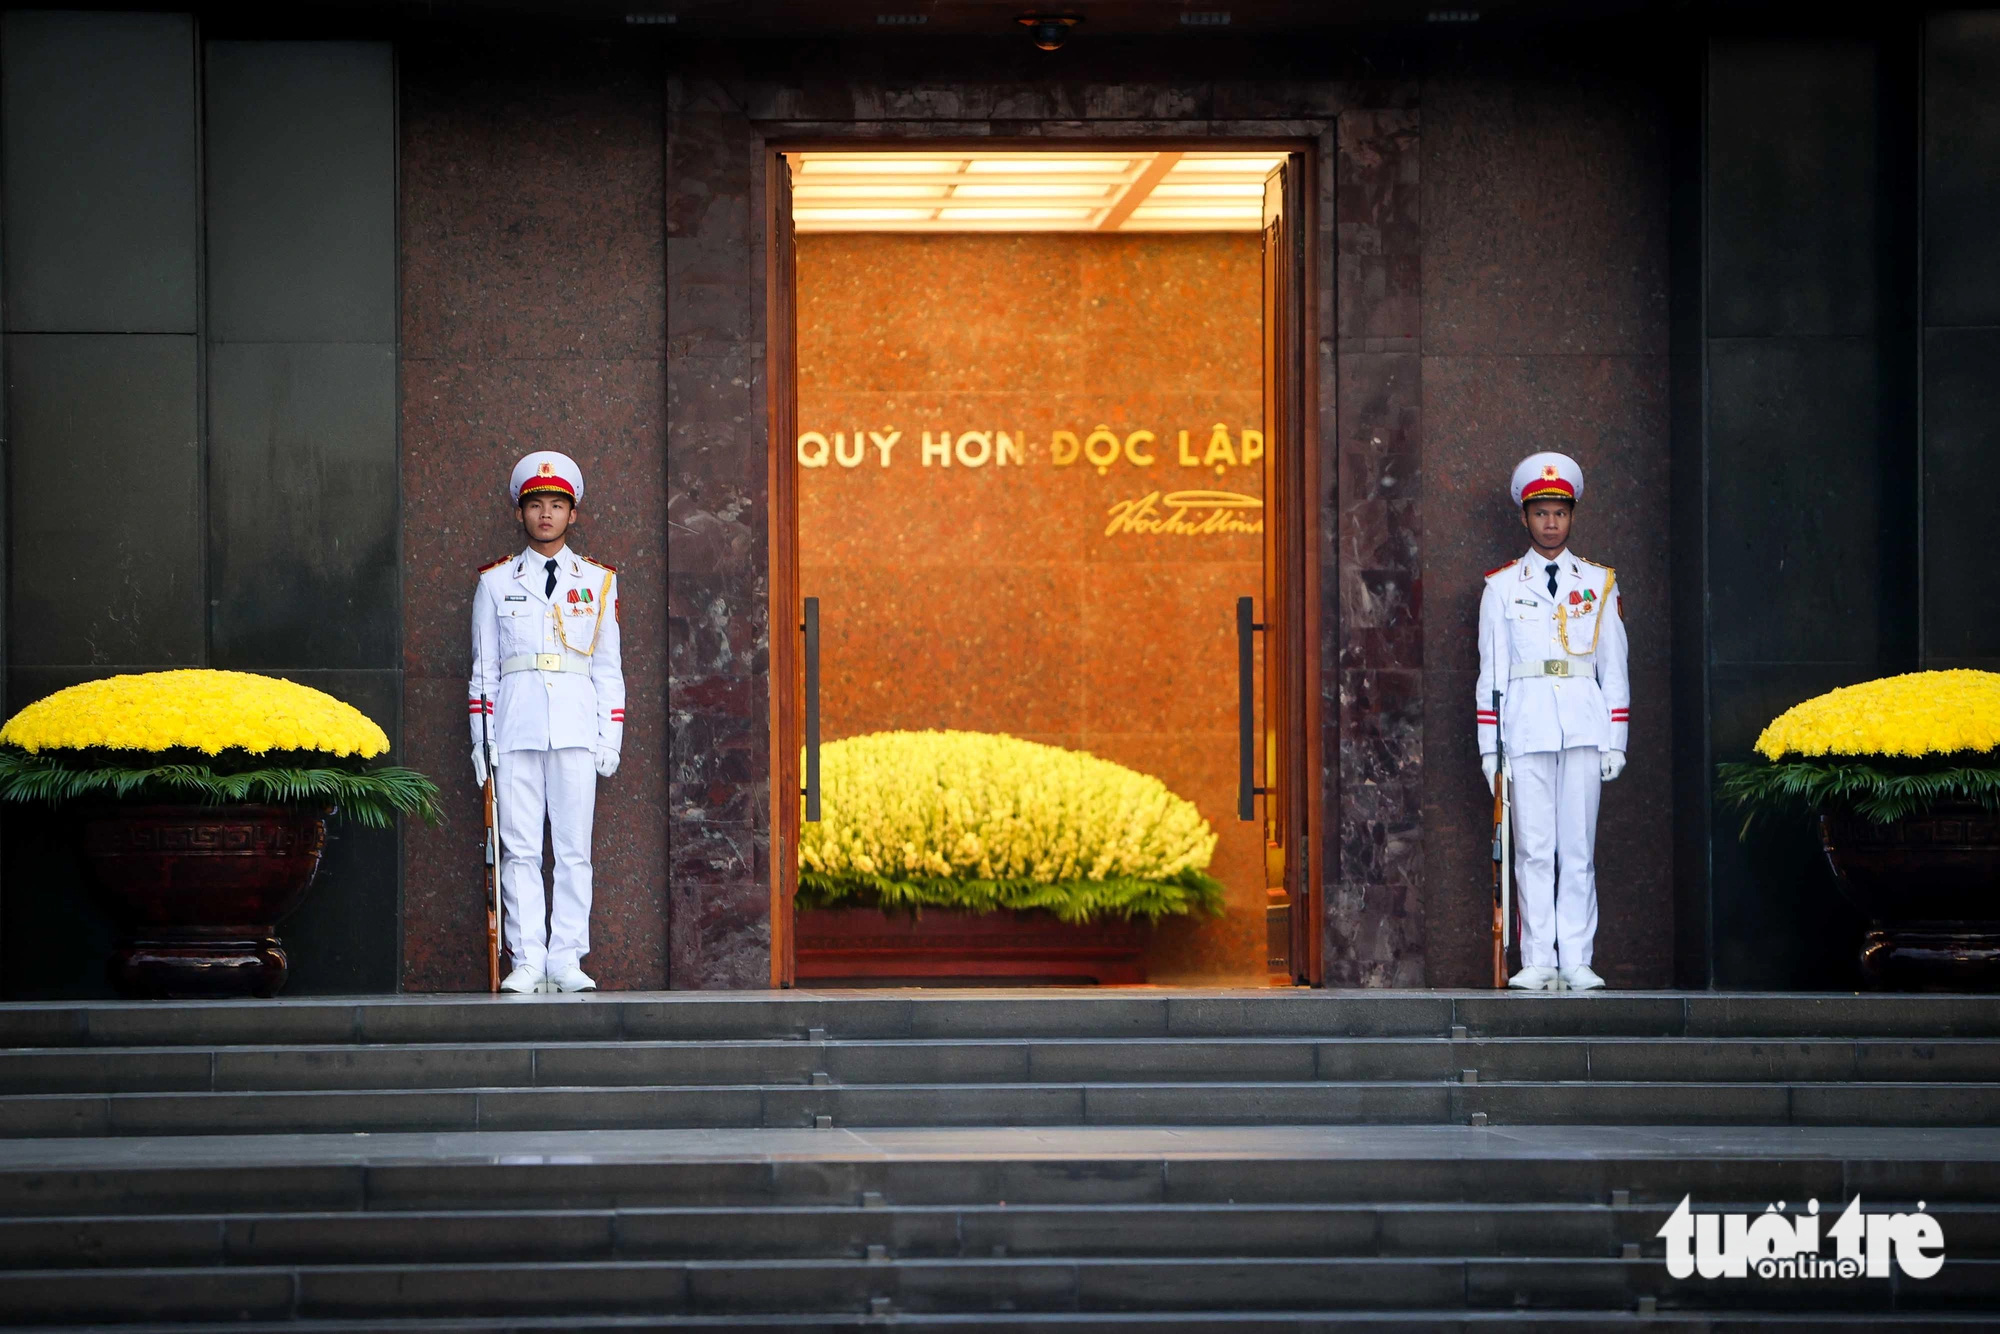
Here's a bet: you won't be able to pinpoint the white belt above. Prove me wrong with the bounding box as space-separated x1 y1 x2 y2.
501 653 590 676
1510 658 1587 680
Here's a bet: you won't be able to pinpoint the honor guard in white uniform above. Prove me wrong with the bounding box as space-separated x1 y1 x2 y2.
470 451 625 994
1477 452 1629 991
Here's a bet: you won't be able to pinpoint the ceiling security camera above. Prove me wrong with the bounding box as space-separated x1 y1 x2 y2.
1016 14 1081 51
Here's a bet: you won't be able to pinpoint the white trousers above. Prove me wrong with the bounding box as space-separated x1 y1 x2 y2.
497 746 596 974
1508 745 1601 969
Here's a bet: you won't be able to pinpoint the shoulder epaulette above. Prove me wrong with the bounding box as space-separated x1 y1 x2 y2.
478 556 510 573
1483 559 1518 579
580 556 618 573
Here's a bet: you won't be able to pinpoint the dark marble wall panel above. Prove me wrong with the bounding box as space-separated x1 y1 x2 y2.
0 12 197 334
1924 13 2000 330
1706 336 1884 666
6 334 203 667
401 35 668 991
0 30 401 997
1923 18 2000 673
1665 35 1711 989
208 343 399 669
1 12 202 991
1417 48 1674 988
1707 39 1880 339
1696 33 1915 989
666 73 773 990
1922 328 2000 670
201 40 403 995
205 42 396 345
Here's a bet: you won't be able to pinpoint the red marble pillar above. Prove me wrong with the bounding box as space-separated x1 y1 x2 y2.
1330 109 1429 987
664 73 776 988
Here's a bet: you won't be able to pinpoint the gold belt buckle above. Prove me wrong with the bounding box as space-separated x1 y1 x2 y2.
1544 658 1569 678
535 652 562 671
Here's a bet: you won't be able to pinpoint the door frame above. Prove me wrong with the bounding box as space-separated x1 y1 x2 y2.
764 132 1326 989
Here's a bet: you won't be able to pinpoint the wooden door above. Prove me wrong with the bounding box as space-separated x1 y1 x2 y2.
767 151 801 988
1261 156 1322 985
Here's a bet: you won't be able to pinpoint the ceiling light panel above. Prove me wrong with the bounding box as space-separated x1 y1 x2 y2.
950 183 1113 199
793 184 951 200
962 156 1137 174
799 157 965 175
1149 182 1266 198
790 151 1283 232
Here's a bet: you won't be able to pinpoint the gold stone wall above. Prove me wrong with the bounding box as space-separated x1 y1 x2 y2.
797 231 1266 983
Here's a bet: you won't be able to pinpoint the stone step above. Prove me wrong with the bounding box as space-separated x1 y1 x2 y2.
8 1035 2000 1094
7 1078 2000 1138
9 991 2000 1049
4 1316 1995 1333
2 1253 1997 1323
2 1125 1994 1216
5 1201 1998 1268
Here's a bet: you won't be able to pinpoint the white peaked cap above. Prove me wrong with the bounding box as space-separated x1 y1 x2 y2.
509 450 584 506
1509 451 1584 507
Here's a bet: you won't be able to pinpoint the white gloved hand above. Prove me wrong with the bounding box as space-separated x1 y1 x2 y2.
1601 749 1626 782
594 746 620 779
1481 753 1499 788
471 746 489 789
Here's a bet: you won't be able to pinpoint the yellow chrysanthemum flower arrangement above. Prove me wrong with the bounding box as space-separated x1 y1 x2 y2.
798 730 1224 922
0 670 439 828
1720 669 2000 829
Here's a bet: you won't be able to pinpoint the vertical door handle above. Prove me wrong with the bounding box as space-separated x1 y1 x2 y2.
802 597 821 823
1237 596 1266 821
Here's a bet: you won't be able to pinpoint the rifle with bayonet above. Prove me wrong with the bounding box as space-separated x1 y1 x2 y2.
1490 687 1512 987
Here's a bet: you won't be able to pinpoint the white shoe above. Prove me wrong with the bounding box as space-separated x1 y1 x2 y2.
547 963 597 993
1560 964 1606 991
499 965 544 994
1508 965 1559 990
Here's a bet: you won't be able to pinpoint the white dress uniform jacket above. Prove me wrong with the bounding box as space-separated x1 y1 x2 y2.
1475 550 1629 759
469 546 625 756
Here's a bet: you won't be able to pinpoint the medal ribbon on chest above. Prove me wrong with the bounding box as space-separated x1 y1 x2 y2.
1556 569 1615 656
553 571 616 656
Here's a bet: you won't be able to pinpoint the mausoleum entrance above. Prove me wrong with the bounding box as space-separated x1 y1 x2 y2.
767 147 1322 988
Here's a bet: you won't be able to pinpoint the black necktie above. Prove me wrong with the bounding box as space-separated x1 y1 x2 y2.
545 559 559 598
1545 563 1559 597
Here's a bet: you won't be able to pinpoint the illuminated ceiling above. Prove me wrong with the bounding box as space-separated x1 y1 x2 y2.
789 151 1287 232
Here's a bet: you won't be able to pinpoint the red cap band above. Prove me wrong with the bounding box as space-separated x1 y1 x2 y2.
519 475 576 500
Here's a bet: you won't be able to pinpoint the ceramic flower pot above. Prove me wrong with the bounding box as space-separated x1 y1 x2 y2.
1821 802 2000 991
795 906 1148 984
82 804 329 998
